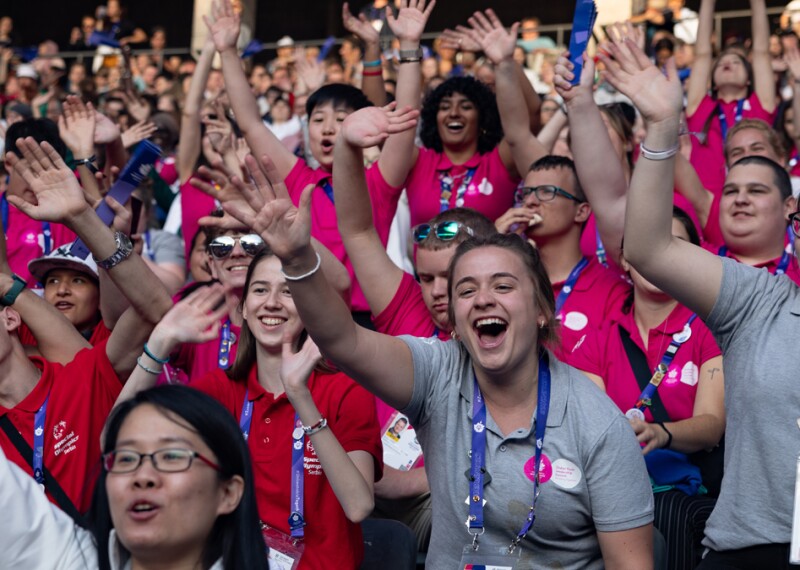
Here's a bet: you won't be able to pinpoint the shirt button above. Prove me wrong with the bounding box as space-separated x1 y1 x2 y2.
263 437 270 444
264 418 271 424
500 445 507 452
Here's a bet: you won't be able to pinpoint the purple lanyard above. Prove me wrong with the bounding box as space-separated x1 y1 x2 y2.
438 167 477 212
218 319 233 369
33 395 49 487
717 246 791 275
320 180 334 204
631 314 697 413
143 229 156 262
468 354 551 552
239 391 306 539
595 227 607 267
718 99 745 142
554 257 589 316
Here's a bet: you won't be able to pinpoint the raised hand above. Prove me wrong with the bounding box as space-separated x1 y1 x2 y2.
153 283 229 347
386 0 436 44
340 103 419 149
342 2 380 45
494 206 536 235
295 51 326 93
553 52 595 105
280 334 323 398
93 110 122 145
784 45 800 81
58 95 96 158
195 158 265 226
119 89 151 124
204 0 241 52
439 27 481 53
121 120 158 149
598 34 682 124
463 9 519 65
4 138 89 224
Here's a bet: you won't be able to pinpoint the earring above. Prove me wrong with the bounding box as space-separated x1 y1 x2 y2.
451 330 460 341
538 320 546 330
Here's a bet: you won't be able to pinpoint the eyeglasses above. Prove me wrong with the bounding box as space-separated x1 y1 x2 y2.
103 448 221 474
207 234 265 259
790 211 800 238
412 221 474 243
514 185 584 205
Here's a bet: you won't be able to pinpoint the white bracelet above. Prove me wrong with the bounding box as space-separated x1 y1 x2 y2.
280 252 322 281
136 356 163 375
639 142 680 161
302 417 328 435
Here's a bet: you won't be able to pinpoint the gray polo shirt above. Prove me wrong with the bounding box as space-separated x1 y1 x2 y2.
400 336 653 569
703 258 800 551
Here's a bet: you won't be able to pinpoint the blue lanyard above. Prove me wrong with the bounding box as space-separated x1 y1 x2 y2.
554 257 589 315
717 246 791 275
143 229 156 262
1 194 51 255
239 392 306 539
33 395 49 487
631 314 697 413
438 167 477 213
595 227 607 267
218 319 233 369
468 354 551 551
718 99 745 142
320 180 334 204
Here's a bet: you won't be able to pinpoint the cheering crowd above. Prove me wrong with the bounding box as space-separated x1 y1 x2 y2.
1 0 799 568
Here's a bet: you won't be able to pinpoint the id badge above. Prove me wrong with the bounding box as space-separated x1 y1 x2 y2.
381 412 423 471
458 544 521 570
262 525 305 570
790 455 800 564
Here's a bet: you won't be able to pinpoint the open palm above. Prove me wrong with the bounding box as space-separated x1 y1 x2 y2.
387 0 436 42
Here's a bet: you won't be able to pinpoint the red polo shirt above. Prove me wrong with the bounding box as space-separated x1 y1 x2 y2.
702 241 800 285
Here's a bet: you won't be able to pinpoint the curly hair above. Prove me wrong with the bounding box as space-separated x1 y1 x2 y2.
419 76 503 154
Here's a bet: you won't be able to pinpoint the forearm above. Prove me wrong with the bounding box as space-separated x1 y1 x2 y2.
288 389 375 522
99 270 128 330
518 63 542 134
311 238 352 305
142 259 185 296
374 466 429 500
496 59 539 173
695 0 715 56
751 0 776 109
178 42 215 179
674 154 713 227
14 290 91 363
536 109 568 153
360 41 387 106
110 326 177 409
663 414 724 454
750 0 769 53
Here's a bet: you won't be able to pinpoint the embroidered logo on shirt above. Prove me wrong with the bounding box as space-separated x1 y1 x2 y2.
53 421 80 457
53 421 67 440
477 178 493 196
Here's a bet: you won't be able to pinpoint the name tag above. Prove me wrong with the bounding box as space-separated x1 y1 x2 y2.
381 412 423 471
262 525 304 570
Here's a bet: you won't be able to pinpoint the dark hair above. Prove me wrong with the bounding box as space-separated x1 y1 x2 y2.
729 154 793 200
773 100 795 160
89 386 267 570
418 207 497 252
446 233 558 347
305 83 370 117
654 37 675 54
5 118 67 160
528 155 585 201
419 76 503 154
599 104 635 169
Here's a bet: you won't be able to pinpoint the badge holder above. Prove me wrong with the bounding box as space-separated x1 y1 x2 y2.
458 542 522 570
261 523 305 570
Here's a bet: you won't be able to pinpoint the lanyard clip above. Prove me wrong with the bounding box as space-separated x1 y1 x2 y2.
508 535 522 555
468 527 484 551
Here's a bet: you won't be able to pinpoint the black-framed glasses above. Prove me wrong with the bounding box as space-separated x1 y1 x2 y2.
413 221 474 243
790 211 800 238
514 185 584 205
207 234 265 259
103 448 221 474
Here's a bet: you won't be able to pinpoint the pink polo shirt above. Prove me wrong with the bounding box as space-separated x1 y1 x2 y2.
401 146 519 227
169 319 241 384
687 93 775 195
552 257 630 361
284 159 402 314
3 198 75 287
570 303 721 422
180 176 216 266
702 240 800 285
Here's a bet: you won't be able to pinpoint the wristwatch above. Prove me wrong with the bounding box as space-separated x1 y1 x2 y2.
0 275 26 307
94 231 134 270
398 48 423 63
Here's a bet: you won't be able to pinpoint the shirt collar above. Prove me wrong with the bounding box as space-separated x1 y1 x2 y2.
434 150 482 172
2 357 50 414
617 302 694 339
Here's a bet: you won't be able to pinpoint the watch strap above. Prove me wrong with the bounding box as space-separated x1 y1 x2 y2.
94 232 133 270
0 275 27 306
398 48 423 59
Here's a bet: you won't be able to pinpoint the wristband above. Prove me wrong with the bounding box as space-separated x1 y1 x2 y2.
0 275 26 307
280 252 322 281
363 68 383 76
639 142 680 161
73 155 99 174
363 59 382 68
143 342 169 364
398 48 423 60
656 422 673 449
302 417 328 435
399 57 421 64
136 356 163 375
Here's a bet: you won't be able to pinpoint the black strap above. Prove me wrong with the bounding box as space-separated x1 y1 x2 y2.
0 414 87 528
617 324 672 423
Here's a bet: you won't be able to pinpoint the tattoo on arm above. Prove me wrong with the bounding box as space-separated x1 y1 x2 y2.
709 367 721 379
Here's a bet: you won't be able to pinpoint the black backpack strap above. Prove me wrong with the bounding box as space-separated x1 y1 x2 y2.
617 324 672 423
0 414 87 528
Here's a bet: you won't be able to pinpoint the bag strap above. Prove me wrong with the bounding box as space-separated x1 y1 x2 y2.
0 414 87 528
617 324 672 423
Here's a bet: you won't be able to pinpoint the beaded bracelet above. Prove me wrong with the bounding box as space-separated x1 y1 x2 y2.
302 417 328 435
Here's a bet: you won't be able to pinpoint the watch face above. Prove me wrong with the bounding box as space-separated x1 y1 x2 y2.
117 232 134 252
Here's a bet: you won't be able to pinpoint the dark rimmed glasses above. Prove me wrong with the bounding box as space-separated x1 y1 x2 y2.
207 234 265 259
103 448 221 474
514 185 584 205
412 221 474 243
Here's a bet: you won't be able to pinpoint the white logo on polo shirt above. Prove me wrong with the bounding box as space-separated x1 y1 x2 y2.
53 421 67 440
53 421 80 457
562 311 589 331
680 362 699 387
477 178 493 196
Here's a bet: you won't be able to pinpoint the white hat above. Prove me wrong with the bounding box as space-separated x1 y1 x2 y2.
28 243 99 283
276 36 295 48
15 63 38 80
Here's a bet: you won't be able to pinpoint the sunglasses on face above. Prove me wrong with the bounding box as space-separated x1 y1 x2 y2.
207 234 265 259
413 221 474 243
514 184 584 205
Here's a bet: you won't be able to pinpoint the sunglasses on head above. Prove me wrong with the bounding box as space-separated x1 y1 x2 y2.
207 234 265 259
413 221 474 243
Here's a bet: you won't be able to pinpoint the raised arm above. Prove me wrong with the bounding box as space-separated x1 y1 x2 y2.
466 10 546 178
212 154 416 409
178 38 216 184
205 0 297 180
686 0 716 115
343 2 387 106
535 108 569 153
57 95 103 203
554 46 628 266
674 152 714 228
335 105 419 316
750 0 776 113
602 38 721 318
375 0 435 187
